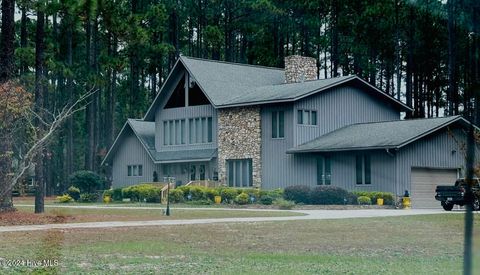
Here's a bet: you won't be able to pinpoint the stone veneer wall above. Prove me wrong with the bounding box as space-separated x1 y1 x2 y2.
284 55 317 83
217 106 262 187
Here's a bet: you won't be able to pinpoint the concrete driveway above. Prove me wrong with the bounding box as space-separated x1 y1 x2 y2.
0 206 449 233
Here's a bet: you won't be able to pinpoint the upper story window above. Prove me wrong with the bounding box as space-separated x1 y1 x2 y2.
189 117 213 144
272 111 285 138
164 73 210 109
127 165 143 177
356 155 371 185
317 156 331 185
297 109 317 125
163 119 186 145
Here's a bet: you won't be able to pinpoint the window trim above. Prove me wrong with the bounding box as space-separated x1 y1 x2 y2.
297 109 318 126
317 156 331 185
226 159 253 187
127 165 143 177
356 155 371 185
272 111 285 139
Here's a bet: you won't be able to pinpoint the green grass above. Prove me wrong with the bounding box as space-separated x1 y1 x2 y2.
0 213 479 274
11 206 300 223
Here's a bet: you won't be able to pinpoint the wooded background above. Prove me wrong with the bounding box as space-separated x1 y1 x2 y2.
0 0 479 194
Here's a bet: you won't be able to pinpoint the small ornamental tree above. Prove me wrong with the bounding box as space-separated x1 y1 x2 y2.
0 82 32 211
69 170 105 193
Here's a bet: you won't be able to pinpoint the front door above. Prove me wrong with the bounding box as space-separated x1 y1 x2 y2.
190 163 207 181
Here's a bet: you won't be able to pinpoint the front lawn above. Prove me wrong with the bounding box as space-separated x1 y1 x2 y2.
2 206 301 225
0 214 478 274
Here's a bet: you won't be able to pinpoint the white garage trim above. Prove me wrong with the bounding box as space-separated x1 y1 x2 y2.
410 167 459 208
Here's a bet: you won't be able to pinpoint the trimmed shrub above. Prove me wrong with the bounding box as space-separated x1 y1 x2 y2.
189 186 207 201
242 188 260 201
185 199 212 205
57 194 74 203
234 192 249 205
177 186 191 198
169 189 184 203
310 186 350 205
274 198 295 210
122 184 162 203
260 195 273 205
284 185 311 204
204 188 219 201
112 188 123 201
357 196 372 205
103 189 113 199
79 193 99 202
260 189 284 200
67 186 80 201
219 188 239 203
346 192 358 205
352 191 395 205
69 170 105 193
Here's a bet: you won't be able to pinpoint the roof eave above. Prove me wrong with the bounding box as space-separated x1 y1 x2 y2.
101 121 130 166
217 75 412 110
143 58 183 121
153 158 214 164
287 145 398 154
178 57 219 108
395 116 469 149
101 120 156 166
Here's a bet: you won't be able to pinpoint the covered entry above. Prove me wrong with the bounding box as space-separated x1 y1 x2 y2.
410 167 458 208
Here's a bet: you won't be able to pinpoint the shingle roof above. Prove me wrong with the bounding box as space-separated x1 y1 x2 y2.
143 56 410 120
287 116 467 153
179 56 411 110
128 119 155 150
180 56 285 106
150 149 217 163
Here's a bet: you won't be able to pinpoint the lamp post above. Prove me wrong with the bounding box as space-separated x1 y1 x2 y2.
163 176 175 216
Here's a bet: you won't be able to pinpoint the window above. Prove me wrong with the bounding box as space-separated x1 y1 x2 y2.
226 159 253 187
207 117 213 142
163 119 186 146
188 116 213 144
164 76 186 109
127 165 143 177
317 156 331 185
297 109 317 125
356 155 371 185
272 111 285 138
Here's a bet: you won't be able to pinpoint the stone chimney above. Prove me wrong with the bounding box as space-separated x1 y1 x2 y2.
284 55 318 83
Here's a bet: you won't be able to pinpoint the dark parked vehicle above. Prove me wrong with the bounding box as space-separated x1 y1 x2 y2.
435 178 480 211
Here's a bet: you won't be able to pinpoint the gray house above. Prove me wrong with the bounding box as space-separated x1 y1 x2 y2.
103 55 474 208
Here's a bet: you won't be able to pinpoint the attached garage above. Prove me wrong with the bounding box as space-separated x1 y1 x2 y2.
410 168 458 208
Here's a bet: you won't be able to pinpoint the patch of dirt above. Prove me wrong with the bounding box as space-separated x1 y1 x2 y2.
0 210 73 226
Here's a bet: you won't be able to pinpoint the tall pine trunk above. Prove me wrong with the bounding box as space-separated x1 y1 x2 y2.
447 0 457 116
85 1 95 171
34 8 46 214
0 0 15 81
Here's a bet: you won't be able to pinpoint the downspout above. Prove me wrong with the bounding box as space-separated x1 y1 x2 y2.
385 148 399 204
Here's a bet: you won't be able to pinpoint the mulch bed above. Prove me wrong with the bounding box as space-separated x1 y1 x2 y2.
0 210 72 226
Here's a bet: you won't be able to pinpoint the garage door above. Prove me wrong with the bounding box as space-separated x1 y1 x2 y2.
411 168 458 208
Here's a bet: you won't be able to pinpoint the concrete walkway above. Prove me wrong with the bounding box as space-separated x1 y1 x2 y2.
0 207 449 233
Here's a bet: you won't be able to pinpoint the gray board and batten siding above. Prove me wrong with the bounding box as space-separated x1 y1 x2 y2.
261 84 401 189
292 84 400 147
111 127 158 188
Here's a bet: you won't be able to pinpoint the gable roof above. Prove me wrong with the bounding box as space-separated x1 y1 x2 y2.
287 116 471 153
144 56 411 120
102 119 217 165
102 119 156 165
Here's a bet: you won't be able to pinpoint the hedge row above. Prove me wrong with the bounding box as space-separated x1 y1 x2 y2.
100 183 395 206
283 185 395 205
351 191 394 205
